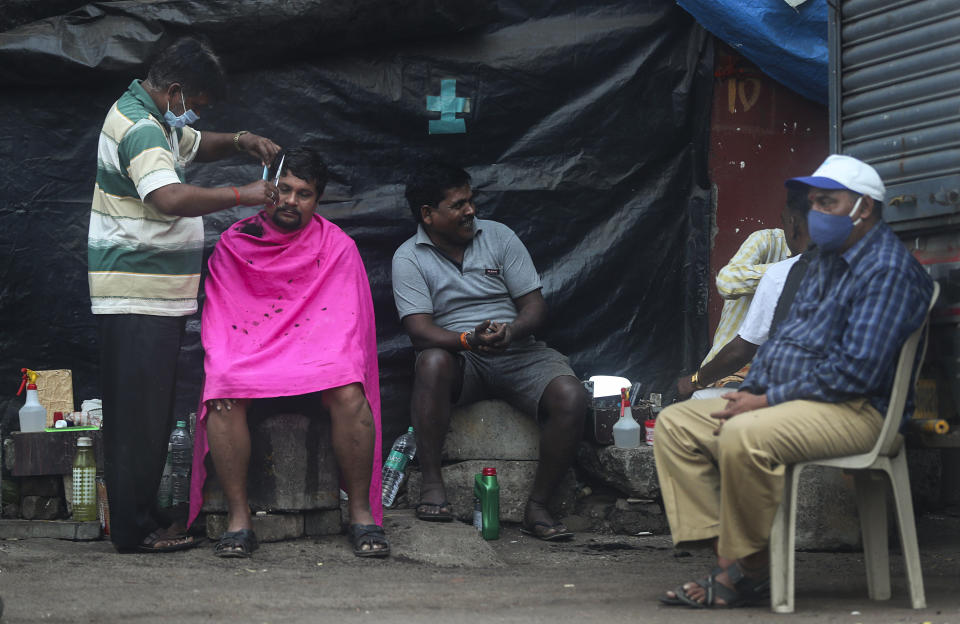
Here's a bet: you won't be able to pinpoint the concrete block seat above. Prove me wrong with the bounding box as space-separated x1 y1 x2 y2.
201 410 342 539
405 399 576 523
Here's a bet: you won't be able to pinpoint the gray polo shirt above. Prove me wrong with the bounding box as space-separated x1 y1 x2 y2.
391 219 542 333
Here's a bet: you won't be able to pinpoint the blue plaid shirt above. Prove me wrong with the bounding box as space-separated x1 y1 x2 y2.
740 221 933 417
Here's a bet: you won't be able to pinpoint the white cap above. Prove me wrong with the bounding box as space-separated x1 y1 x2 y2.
786 154 885 202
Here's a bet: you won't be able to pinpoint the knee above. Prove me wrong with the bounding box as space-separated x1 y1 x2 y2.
540 376 588 426
322 383 369 417
414 348 458 386
716 415 753 458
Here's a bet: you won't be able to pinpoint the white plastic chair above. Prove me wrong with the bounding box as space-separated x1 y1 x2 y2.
769 281 939 613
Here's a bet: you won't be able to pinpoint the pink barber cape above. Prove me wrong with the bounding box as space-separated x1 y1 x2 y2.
188 211 382 526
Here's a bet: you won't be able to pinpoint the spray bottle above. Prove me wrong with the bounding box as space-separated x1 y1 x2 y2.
612 387 641 448
17 368 47 433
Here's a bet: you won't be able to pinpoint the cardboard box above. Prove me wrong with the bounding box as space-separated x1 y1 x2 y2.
34 369 74 428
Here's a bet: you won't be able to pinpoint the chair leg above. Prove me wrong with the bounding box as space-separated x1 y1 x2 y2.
770 464 802 613
853 470 890 601
887 452 927 609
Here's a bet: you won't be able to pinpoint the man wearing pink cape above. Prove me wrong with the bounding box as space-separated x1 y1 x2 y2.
188 147 387 558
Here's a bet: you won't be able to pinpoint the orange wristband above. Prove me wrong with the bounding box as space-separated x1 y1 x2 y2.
231 186 241 205
460 332 473 351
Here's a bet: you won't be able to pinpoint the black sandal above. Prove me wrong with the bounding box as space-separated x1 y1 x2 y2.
671 563 769 609
214 529 259 558
349 524 390 558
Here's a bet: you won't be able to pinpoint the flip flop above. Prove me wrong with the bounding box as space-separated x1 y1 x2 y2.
214 529 259 558
520 520 574 541
415 500 454 522
349 524 391 558
137 528 203 553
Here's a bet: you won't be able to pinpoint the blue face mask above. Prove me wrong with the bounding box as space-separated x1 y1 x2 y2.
163 90 199 128
807 196 863 252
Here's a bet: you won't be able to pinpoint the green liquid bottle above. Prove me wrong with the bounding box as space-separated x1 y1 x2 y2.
72 436 97 522
473 467 500 540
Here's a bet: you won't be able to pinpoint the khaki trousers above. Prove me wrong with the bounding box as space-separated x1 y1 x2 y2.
654 397 883 560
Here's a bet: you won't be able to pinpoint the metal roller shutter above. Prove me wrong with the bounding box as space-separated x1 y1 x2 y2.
830 0 960 227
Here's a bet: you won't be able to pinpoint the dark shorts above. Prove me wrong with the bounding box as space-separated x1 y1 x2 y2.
431 337 577 418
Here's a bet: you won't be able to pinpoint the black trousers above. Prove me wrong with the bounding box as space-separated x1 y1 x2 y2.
98 314 185 550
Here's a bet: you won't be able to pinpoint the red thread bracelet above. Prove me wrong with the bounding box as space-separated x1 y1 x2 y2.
231 186 240 205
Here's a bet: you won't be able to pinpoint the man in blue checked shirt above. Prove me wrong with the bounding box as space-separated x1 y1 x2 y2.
654 155 934 609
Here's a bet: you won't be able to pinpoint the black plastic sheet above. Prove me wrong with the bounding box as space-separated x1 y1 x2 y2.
0 1 713 447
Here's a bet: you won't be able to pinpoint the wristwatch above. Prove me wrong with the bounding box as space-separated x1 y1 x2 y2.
233 130 249 152
691 371 705 390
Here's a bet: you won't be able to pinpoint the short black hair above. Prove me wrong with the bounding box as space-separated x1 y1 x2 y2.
145 36 227 101
785 186 810 216
404 162 472 222
269 147 329 196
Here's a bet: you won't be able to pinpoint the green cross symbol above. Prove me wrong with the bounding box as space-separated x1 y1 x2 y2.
426 79 466 134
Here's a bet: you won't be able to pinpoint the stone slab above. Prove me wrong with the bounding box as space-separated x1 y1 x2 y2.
304 509 342 536
202 412 340 512
442 400 540 461
20 496 64 520
406 461 576 523
205 512 304 542
382 509 504 568
0 519 100 540
576 442 659 499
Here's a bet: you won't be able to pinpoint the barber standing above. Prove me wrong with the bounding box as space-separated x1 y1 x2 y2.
87 35 281 553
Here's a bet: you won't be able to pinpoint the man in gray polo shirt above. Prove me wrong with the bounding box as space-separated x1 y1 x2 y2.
391 162 587 540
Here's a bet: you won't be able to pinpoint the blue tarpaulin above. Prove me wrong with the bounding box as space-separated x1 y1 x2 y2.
677 0 828 104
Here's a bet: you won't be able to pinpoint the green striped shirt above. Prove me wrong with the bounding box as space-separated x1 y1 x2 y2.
88 79 204 316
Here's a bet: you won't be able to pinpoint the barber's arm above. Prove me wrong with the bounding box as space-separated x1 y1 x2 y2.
194 131 281 165
147 180 278 218
676 336 758 399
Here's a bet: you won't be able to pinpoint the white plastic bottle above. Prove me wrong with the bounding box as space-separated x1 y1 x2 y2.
18 380 47 433
612 388 642 448
381 427 417 507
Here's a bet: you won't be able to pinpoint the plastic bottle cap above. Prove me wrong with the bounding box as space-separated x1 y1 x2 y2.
482 467 497 476
77 437 92 447
176 420 187 428
54 412 64 421
27 383 37 390
407 426 415 433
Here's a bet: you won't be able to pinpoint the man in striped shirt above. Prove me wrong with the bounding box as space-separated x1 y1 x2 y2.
655 155 934 608
88 36 281 553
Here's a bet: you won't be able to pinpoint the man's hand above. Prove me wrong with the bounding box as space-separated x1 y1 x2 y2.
710 390 768 435
238 133 282 166
235 180 280 206
676 374 696 400
469 320 512 353
206 398 239 412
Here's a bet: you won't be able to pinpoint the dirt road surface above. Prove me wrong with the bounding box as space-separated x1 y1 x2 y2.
1 511 958 623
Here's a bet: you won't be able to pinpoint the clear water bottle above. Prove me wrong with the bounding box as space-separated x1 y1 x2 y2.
381 427 416 507
156 443 174 508
169 420 193 506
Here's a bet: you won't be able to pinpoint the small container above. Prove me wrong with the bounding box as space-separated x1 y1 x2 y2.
645 419 656 446
473 467 500 540
72 437 97 522
18 382 46 432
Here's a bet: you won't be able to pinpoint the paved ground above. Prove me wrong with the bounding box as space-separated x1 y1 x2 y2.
1 510 958 623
